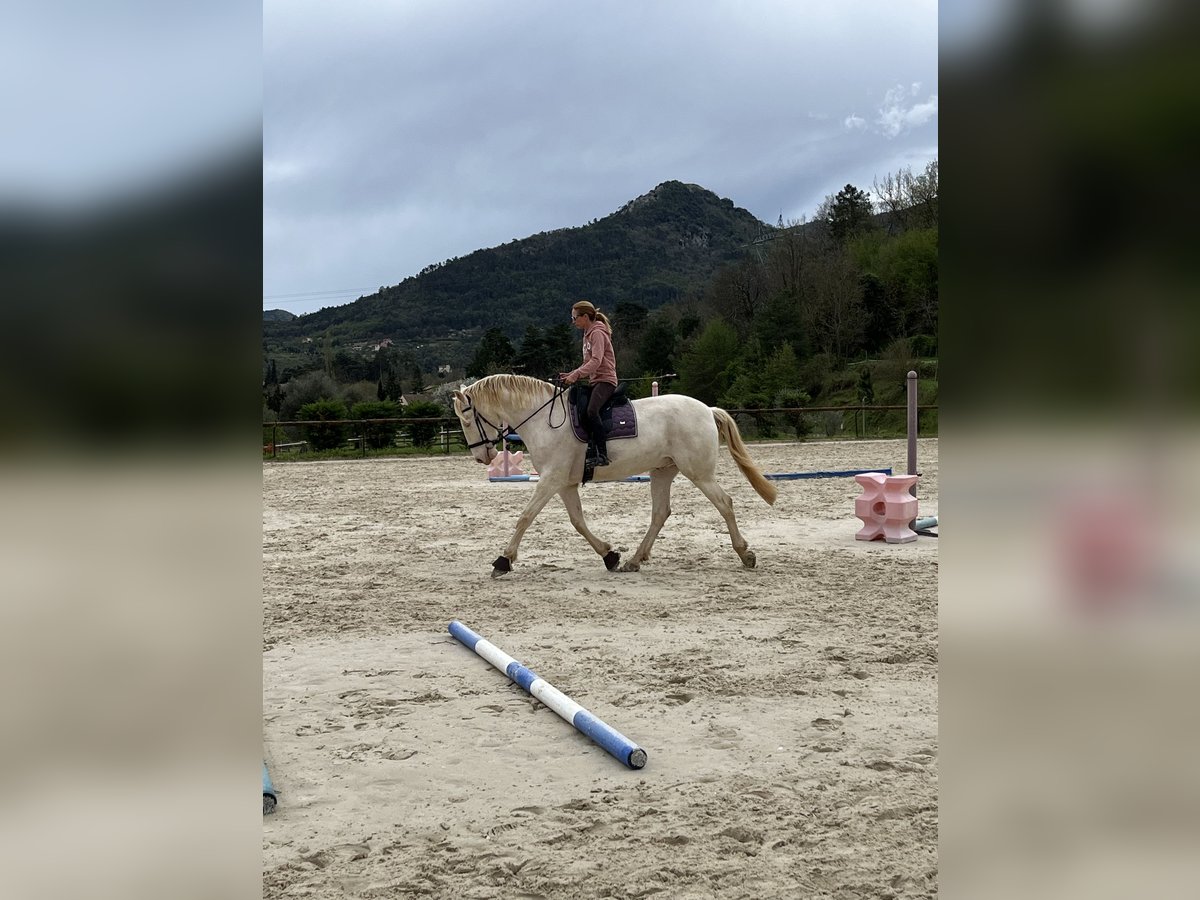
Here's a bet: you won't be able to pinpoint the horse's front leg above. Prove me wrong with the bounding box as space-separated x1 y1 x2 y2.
558 485 620 571
492 479 561 577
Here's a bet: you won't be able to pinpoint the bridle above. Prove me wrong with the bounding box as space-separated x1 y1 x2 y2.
457 382 569 452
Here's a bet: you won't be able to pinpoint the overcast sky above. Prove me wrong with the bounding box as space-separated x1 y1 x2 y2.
265 0 937 315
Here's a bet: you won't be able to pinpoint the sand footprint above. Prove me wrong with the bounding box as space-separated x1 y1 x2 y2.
301 843 369 868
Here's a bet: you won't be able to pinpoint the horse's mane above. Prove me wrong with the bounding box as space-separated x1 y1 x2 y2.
464 374 556 413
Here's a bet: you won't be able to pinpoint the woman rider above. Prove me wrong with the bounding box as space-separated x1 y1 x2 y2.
558 300 617 468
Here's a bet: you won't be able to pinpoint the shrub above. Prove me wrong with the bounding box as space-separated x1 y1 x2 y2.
349 400 402 449
403 399 447 447
911 333 937 358
775 387 813 439
298 399 348 450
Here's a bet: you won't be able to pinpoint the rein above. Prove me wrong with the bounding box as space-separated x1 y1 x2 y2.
461 382 569 451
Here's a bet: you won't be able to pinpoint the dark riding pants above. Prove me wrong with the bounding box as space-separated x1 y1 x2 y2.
585 381 616 458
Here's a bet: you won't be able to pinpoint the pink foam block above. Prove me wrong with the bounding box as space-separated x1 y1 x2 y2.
486 450 525 478
854 472 919 544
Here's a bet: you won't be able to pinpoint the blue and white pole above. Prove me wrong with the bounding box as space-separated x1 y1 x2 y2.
448 620 647 769
262 761 277 815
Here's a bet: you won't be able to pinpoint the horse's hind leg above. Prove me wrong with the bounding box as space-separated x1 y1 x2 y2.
621 464 678 572
558 485 620 570
692 477 756 568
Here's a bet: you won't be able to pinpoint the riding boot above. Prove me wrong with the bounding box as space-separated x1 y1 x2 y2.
591 434 609 468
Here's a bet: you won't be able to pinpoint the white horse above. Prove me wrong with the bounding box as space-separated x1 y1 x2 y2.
452 374 777 576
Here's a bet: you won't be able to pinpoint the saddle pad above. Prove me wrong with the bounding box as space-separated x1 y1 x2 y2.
568 384 638 443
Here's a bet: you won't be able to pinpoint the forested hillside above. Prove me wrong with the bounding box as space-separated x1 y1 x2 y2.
263 181 766 372
263 163 937 432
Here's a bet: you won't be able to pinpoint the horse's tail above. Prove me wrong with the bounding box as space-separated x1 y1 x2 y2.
712 407 777 506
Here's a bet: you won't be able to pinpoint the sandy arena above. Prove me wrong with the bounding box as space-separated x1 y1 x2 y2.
263 438 938 899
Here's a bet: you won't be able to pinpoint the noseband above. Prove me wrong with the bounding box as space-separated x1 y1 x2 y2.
459 401 513 451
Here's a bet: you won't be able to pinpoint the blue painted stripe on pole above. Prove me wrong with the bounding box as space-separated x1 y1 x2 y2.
262 761 276 798
506 662 540 692
263 761 277 815
448 619 484 650
572 710 645 769
448 620 647 769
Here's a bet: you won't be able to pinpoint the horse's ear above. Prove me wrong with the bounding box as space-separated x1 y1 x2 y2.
452 390 467 406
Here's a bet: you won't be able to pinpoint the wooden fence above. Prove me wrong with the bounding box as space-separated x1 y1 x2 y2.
262 404 937 459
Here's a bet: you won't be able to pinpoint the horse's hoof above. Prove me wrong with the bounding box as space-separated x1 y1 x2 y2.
742 551 757 569
492 555 512 577
619 560 641 573
603 550 621 571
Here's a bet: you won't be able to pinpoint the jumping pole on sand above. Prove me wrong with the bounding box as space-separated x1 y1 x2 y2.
448 620 647 770
262 761 277 815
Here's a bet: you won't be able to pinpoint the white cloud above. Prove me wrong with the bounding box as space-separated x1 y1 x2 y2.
843 115 867 130
263 158 308 184
875 84 938 138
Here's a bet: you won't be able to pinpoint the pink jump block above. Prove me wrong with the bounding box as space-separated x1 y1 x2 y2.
486 450 525 478
854 472 919 544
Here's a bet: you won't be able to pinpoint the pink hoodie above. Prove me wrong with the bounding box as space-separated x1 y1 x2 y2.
568 320 618 386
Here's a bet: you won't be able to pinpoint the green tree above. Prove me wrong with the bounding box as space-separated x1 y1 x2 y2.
857 366 875 404
281 370 341 420
762 342 802 401
513 325 551 378
635 316 678 378
613 301 648 344
807 252 865 361
877 227 938 336
544 324 577 375
753 291 808 358
332 349 371 383
706 255 767 336
859 271 899 354
822 184 875 243
467 328 515 378
677 320 739 404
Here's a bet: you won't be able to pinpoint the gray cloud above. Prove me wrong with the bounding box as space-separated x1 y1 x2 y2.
264 0 937 313
875 84 940 138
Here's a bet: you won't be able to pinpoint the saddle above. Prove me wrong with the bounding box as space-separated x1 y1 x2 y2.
568 383 638 443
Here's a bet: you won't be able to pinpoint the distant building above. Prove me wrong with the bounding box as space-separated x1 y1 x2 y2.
437 364 452 376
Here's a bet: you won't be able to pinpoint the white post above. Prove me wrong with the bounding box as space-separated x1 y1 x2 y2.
651 381 659 396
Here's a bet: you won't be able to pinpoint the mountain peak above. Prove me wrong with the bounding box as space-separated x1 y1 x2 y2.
615 180 717 215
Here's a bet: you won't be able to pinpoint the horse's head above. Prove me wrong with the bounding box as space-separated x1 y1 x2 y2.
452 389 499 465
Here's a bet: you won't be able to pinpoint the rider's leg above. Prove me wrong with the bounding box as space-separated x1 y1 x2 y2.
585 382 615 466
